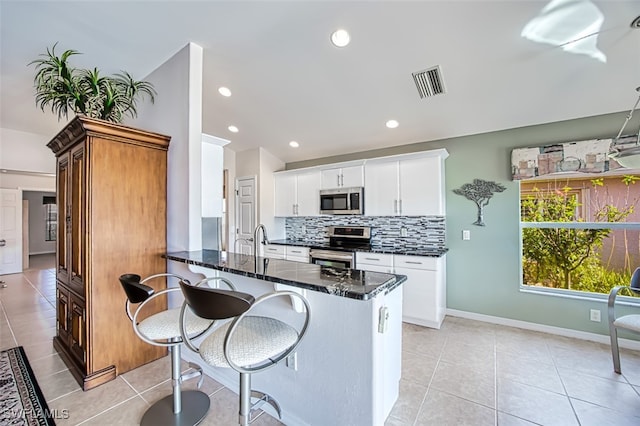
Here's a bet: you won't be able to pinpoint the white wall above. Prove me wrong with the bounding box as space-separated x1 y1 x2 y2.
0 128 56 173
0 172 54 191
129 43 204 254
22 190 56 254
224 147 237 251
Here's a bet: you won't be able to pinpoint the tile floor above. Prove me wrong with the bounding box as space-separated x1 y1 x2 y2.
2 254 640 425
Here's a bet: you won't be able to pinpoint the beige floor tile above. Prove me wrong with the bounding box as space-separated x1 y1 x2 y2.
439 338 496 368
80 396 149 426
430 360 496 408
199 387 242 426
416 388 495 426
38 368 82 401
497 377 578 426
47 377 138 426
387 378 427 425
571 398 640 426
497 352 565 394
28 352 69 378
559 369 640 417
20 339 58 361
139 371 224 404
402 322 447 358
401 351 438 386
496 411 539 425
120 354 190 393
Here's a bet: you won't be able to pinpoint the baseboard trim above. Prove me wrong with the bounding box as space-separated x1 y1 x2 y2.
446 309 640 351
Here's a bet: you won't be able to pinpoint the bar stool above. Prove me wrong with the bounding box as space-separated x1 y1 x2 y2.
177 276 311 426
119 273 218 426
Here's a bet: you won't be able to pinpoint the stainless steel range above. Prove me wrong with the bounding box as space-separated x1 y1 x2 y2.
309 226 371 269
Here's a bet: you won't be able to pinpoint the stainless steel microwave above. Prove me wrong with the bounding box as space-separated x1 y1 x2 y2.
319 187 364 215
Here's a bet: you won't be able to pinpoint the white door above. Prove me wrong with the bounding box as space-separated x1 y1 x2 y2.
235 176 256 255
0 188 23 275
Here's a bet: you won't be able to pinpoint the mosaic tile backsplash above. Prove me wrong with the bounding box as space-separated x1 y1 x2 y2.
285 216 446 251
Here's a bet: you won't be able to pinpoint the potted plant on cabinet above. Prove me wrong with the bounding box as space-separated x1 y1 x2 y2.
30 43 156 123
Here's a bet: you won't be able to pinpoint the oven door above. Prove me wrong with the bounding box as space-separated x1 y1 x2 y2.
309 249 354 269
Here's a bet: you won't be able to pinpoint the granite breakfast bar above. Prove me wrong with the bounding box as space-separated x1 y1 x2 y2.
165 250 406 426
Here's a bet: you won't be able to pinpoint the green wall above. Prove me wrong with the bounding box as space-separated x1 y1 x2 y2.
287 111 640 337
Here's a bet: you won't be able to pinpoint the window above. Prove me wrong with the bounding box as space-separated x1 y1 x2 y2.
44 196 57 242
520 174 640 296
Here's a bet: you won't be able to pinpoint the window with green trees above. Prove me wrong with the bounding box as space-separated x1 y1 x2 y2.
520 174 640 296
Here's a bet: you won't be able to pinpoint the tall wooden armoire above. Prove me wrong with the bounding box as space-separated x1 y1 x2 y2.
47 116 171 390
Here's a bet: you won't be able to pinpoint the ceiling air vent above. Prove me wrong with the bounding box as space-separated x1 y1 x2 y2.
412 66 445 99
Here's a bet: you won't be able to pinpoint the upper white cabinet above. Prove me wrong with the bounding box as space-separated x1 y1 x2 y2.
321 164 364 189
364 150 447 216
274 169 321 217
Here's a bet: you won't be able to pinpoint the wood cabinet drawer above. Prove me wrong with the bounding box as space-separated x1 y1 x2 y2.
394 255 438 270
355 252 393 267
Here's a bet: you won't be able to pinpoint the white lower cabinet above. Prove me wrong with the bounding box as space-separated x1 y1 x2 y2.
263 244 285 259
285 246 310 263
356 252 446 329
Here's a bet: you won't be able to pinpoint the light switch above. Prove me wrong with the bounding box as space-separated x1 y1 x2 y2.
462 230 471 240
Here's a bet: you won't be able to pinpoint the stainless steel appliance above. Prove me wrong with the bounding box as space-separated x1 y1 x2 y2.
309 226 371 269
319 187 364 215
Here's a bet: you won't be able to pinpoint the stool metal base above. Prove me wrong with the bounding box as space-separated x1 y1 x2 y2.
141 390 210 426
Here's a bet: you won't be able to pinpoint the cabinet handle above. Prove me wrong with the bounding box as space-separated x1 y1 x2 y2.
404 261 423 265
364 257 380 261
291 250 301 253
293 204 296 215
393 200 398 214
340 174 344 187
337 175 341 187
399 199 403 215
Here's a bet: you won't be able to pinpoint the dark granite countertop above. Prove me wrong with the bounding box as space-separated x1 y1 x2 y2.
268 239 448 258
164 250 406 301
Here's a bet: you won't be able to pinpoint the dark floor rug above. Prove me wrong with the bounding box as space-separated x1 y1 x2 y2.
0 346 56 426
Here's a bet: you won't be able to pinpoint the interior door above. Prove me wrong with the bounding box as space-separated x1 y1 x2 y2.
0 188 23 275
235 176 256 255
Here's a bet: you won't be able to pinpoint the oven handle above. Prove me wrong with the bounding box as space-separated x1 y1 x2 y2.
309 250 354 262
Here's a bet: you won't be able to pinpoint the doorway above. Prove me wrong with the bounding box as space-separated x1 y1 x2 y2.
235 176 257 254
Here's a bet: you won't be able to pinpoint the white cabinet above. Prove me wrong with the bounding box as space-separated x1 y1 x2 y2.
263 244 285 259
321 165 364 189
364 150 447 216
274 170 321 217
285 246 310 263
356 252 446 329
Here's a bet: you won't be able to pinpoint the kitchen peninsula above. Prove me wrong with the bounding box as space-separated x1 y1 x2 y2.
165 249 406 425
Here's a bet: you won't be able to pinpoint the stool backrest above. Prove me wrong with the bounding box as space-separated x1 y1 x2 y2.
179 280 255 320
119 273 154 303
630 267 640 294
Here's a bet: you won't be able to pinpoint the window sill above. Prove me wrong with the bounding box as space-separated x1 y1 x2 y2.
520 285 640 307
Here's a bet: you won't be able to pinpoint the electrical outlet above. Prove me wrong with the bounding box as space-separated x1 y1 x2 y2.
462 230 471 240
301 225 306 233
400 227 408 237
590 309 601 322
286 352 298 370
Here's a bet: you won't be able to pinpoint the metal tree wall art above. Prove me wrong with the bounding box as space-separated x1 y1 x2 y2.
453 179 506 226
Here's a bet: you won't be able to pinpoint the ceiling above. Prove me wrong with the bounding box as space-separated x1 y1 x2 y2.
1 1 639 164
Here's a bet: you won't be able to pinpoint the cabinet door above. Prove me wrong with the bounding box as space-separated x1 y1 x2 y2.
56 154 70 283
395 266 438 327
274 173 297 217
399 156 443 216
263 244 286 259
285 246 310 263
56 283 71 344
364 161 398 216
69 144 85 294
340 165 364 188
321 168 342 189
295 171 321 216
69 293 87 366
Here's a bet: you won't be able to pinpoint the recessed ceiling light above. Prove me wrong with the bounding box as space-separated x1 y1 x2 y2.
289 141 300 148
331 29 350 47
228 125 239 133
218 87 232 97
386 120 399 129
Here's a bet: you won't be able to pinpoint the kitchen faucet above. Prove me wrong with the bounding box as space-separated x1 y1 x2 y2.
253 224 269 257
